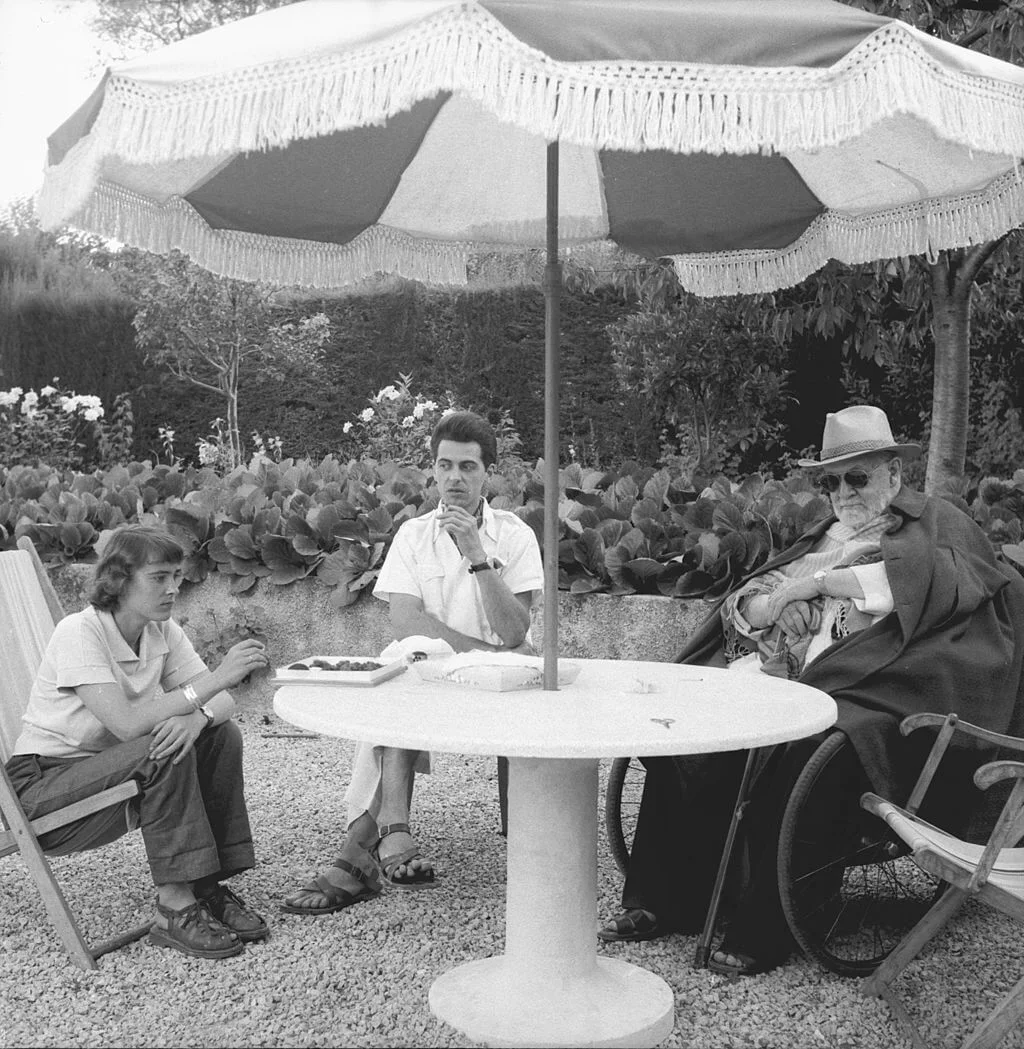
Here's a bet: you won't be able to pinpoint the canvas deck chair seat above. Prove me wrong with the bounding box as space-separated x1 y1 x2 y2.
0 536 151 969
861 712 1024 1049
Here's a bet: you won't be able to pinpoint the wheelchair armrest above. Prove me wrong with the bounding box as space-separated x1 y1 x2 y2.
901 713 1024 817
901 712 1024 753
975 759 1024 791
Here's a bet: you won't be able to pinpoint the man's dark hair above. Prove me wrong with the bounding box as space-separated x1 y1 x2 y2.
430 411 497 468
88 524 185 612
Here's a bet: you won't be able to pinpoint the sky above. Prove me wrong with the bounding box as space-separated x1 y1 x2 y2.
0 0 113 208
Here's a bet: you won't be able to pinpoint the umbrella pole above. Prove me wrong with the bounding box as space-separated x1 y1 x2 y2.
542 140 561 691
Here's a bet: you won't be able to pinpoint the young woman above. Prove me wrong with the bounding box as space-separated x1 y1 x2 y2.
5 524 271 959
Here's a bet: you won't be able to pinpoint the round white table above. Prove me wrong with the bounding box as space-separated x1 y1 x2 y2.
274 658 837 1049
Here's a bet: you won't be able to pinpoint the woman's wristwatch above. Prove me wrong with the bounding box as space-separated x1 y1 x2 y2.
813 568 830 595
198 703 215 729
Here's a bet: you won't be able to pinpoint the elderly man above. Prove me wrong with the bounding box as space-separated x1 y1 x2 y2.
599 405 1024 976
282 411 543 914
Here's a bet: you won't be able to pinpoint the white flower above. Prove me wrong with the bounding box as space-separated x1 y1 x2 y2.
342 421 353 434
380 385 401 401
197 441 218 465
401 415 415 428
359 407 375 422
440 407 456 418
0 390 20 408
20 391 39 415
412 403 426 419
61 396 78 413
83 407 104 422
40 385 57 397
421 400 438 412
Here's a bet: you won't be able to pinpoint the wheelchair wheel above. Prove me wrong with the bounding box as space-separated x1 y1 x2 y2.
604 757 646 876
778 730 941 977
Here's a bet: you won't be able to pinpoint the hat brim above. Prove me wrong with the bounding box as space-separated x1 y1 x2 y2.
797 443 922 468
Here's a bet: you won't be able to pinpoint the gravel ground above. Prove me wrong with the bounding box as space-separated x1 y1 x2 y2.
2 710 1022 1049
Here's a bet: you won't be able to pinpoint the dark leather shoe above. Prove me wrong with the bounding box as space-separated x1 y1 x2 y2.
200 884 270 942
148 899 243 959
598 908 669 943
707 948 779 977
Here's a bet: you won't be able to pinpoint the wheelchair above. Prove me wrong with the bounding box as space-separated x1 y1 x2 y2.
603 729 943 977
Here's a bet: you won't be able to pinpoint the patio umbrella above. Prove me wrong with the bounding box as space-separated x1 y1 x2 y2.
37 0 1024 688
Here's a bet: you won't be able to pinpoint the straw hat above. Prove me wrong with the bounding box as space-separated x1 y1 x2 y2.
797 406 921 468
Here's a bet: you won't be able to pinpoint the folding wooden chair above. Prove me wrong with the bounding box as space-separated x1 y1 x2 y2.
0 536 151 969
860 712 1024 1049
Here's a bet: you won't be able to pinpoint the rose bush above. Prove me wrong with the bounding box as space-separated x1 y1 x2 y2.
339 372 525 473
0 382 131 473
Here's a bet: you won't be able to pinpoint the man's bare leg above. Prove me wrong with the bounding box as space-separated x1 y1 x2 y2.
281 746 429 910
374 747 433 883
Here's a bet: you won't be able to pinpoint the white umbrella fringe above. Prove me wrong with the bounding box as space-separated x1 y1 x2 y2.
672 167 1024 296
41 8 1024 170
38 167 1024 297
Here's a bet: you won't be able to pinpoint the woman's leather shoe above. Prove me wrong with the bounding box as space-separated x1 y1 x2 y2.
200 884 270 942
148 899 244 959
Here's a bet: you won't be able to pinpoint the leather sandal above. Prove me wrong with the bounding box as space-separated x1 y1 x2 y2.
372 822 437 888
280 857 382 915
199 884 270 942
148 899 243 959
598 909 668 943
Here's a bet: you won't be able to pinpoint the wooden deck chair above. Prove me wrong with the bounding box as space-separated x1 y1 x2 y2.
861 712 1024 1049
0 536 151 969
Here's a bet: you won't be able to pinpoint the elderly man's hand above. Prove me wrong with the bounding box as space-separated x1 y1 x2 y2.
775 600 815 638
765 577 822 636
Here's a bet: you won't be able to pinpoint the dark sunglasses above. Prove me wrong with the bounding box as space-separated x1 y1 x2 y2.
814 463 888 494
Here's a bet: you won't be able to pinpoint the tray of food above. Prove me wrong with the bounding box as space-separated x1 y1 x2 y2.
412 652 581 692
274 656 407 687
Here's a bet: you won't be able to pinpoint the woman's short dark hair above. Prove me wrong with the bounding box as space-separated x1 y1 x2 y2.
429 411 497 468
88 525 185 612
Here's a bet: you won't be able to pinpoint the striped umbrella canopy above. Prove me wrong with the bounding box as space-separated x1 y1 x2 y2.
38 0 1024 685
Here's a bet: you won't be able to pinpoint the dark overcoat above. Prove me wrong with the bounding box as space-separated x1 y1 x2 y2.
675 486 1024 804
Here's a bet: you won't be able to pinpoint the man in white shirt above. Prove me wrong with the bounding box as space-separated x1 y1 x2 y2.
282 411 543 914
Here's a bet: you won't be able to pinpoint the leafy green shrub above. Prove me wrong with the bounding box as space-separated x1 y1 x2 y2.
184 603 270 669
539 463 832 600
4 454 1022 599
973 471 1024 575
606 297 791 473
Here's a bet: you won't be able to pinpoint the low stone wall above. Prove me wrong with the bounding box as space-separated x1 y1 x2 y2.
53 564 707 715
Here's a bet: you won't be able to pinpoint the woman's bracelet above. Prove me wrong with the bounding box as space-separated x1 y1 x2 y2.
182 683 201 711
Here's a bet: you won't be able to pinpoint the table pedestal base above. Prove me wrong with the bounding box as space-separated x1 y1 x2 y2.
429 954 674 1048
429 757 673 1048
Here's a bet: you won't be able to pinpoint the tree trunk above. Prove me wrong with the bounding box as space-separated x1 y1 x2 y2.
925 256 970 494
223 345 242 468
924 244 1001 494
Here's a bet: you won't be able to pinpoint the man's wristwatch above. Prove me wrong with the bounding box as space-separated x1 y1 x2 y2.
468 560 493 574
813 568 829 593
198 703 215 729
